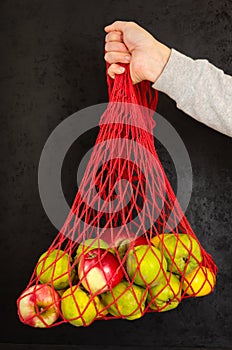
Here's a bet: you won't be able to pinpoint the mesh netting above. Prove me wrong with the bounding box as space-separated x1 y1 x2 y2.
17 65 217 328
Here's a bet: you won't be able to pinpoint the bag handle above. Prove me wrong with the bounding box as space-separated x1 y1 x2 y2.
106 62 158 112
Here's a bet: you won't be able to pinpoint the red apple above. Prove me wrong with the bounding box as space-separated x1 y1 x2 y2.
17 284 60 328
78 248 124 294
130 235 148 247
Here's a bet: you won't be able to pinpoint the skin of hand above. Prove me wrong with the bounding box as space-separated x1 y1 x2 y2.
104 21 171 84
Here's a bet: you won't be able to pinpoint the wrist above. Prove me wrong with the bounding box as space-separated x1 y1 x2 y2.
147 43 171 83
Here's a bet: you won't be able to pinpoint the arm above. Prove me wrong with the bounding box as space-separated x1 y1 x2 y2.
104 21 232 137
153 49 232 137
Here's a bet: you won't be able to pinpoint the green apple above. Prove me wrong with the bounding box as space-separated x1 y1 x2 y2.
126 245 167 287
101 281 148 320
117 238 131 261
61 286 102 326
36 249 75 290
95 296 108 319
158 234 203 275
147 272 181 312
75 238 113 262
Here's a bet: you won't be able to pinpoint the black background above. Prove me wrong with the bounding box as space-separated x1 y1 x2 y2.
0 0 232 349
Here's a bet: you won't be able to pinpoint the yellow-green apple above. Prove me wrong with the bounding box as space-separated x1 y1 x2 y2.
17 284 60 327
61 286 102 326
101 281 148 320
126 245 167 287
95 296 108 318
158 234 202 275
36 249 75 290
182 266 216 297
78 248 123 294
147 272 181 312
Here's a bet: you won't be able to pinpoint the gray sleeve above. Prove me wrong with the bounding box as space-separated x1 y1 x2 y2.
152 49 232 137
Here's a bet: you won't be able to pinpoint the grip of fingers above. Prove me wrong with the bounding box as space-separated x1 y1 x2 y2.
106 62 133 100
105 54 158 112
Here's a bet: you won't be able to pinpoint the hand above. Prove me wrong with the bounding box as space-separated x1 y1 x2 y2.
104 21 171 84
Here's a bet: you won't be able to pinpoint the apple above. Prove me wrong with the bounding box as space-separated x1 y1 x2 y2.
100 227 147 251
182 266 216 297
151 233 172 248
95 296 108 318
147 272 181 312
78 248 124 294
61 286 102 326
117 236 148 261
17 284 60 328
158 234 203 275
101 281 148 320
36 249 75 290
117 239 130 260
126 245 167 287
75 238 113 263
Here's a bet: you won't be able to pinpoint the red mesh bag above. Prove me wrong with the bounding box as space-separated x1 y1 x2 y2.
17 64 217 328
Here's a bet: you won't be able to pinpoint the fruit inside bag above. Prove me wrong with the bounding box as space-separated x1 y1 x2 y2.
17 64 217 328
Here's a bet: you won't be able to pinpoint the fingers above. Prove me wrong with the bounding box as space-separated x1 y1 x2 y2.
104 51 131 64
104 21 129 33
105 31 123 43
105 31 130 61
107 64 125 79
105 41 129 53
104 21 132 79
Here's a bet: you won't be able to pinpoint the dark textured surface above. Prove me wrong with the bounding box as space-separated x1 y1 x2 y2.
0 346 230 350
0 346 231 350
0 0 232 349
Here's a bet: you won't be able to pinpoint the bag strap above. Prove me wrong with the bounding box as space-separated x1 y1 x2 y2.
106 62 158 112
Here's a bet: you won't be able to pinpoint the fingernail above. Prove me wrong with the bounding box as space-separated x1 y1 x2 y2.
119 67 125 73
125 55 131 62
